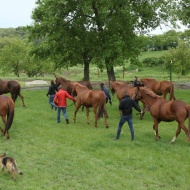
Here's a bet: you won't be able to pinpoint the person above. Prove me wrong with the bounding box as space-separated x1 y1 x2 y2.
53 85 76 124
133 76 141 87
100 83 112 105
133 76 141 106
115 91 143 141
46 80 58 110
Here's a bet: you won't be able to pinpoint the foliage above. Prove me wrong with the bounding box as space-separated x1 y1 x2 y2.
0 89 190 189
0 37 28 77
163 42 190 75
142 57 164 67
28 0 177 81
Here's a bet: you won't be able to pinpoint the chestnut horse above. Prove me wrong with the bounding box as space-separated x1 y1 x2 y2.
0 79 25 107
140 78 176 100
55 76 93 111
134 87 190 143
55 76 92 94
0 95 15 139
70 82 108 128
109 81 147 119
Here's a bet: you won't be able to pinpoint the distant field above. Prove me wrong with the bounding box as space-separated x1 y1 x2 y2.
138 50 166 61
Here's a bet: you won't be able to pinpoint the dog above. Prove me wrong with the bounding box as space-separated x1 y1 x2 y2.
0 153 23 179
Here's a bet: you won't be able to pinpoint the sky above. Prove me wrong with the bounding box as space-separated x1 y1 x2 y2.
0 0 188 34
0 0 36 28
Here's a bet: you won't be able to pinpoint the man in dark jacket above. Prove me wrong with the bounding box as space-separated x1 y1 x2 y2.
115 92 143 140
47 80 58 110
133 76 141 87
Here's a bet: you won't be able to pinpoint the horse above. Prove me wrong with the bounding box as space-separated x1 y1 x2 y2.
0 79 25 107
55 76 93 111
70 82 108 128
133 87 190 143
55 76 92 94
140 78 176 100
109 81 148 119
0 95 15 139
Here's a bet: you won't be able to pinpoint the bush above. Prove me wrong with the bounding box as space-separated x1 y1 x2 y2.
142 57 164 67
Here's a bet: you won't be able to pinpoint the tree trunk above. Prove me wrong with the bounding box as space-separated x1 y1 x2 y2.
105 58 116 81
83 51 92 81
83 60 90 81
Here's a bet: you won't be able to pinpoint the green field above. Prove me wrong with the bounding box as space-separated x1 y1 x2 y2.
0 88 190 190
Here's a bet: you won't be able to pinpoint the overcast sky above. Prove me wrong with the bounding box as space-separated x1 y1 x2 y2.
0 0 187 34
0 0 36 28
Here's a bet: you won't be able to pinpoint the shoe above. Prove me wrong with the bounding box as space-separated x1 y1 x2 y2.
66 119 69 124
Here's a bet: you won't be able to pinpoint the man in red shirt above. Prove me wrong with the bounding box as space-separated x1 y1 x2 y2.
53 85 76 124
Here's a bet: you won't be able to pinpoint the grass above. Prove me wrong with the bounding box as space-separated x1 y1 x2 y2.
0 89 190 189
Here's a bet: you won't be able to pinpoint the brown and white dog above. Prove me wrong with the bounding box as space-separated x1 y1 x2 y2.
0 153 22 179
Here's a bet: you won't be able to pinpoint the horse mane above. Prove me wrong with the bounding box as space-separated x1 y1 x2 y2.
58 77 70 82
142 87 160 98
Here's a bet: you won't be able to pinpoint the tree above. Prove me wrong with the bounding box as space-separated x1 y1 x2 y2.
29 0 177 81
164 42 190 76
0 37 28 77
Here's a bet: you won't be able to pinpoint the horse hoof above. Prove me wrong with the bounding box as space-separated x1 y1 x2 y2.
106 126 109 128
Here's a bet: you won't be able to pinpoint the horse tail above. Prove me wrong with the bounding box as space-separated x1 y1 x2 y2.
169 82 176 100
4 99 15 133
97 92 106 120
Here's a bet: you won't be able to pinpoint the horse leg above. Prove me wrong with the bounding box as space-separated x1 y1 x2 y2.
73 105 81 123
162 92 167 100
1 116 8 139
170 122 188 143
0 126 4 134
153 119 161 140
86 108 90 125
93 107 98 128
19 93 26 107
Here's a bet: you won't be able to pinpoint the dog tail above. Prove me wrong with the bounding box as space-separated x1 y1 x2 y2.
12 160 23 175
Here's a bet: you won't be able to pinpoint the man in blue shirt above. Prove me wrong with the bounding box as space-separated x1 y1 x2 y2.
100 83 112 105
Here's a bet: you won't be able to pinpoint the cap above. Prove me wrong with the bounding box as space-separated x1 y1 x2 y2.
58 85 62 89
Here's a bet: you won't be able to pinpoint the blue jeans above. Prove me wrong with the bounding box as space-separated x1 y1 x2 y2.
116 115 134 140
57 107 68 123
49 95 57 109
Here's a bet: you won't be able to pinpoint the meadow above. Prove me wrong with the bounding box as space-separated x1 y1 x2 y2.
0 88 190 190
0 50 190 189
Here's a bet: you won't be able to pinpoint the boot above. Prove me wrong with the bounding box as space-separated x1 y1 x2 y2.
66 119 69 124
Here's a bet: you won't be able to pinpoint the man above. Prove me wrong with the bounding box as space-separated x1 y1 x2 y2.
133 76 141 105
53 85 76 124
133 76 141 87
100 83 112 105
46 80 58 110
115 92 143 141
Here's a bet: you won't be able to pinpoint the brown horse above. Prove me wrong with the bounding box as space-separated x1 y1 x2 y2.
140 78 176 100
55 76 93 111
0 95 15 139
0 80 25 107
134 87 190 143
70 82 108 128
55 76 92 95
109 81 148 119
